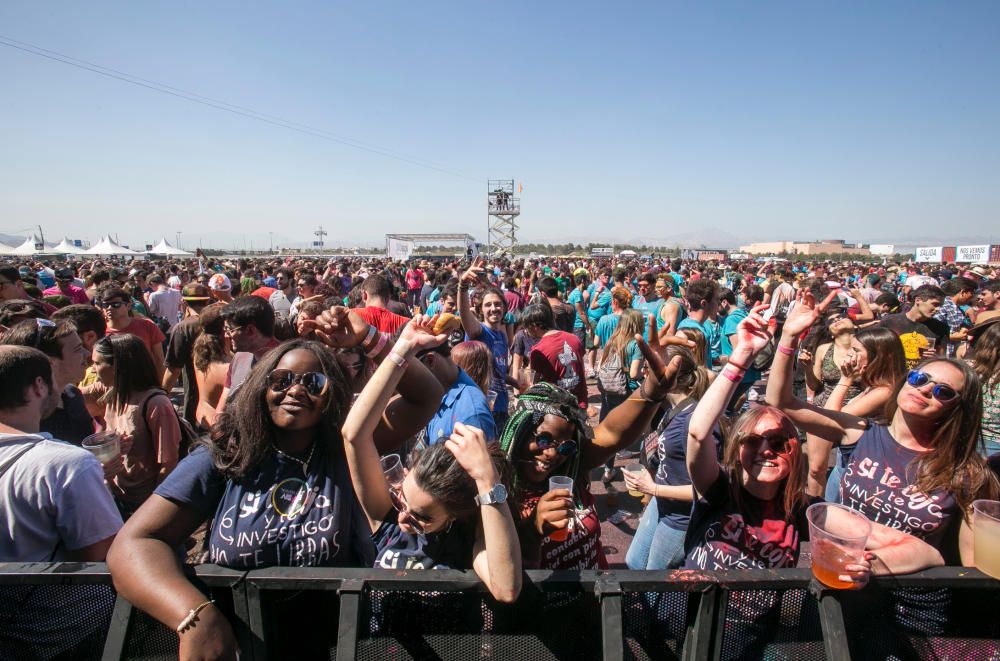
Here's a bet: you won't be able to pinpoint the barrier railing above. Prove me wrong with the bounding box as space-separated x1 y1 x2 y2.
1 563 998 660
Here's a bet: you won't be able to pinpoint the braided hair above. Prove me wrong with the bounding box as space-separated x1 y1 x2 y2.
498 382 592 505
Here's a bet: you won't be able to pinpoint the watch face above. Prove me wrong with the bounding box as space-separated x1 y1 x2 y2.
490 484 508 504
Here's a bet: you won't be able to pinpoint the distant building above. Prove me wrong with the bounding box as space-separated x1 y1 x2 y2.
738 239 871 257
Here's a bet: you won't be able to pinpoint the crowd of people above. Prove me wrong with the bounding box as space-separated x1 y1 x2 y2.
1 252 999 658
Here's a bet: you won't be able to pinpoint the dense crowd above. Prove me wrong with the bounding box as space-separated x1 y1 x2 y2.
1 253 999 659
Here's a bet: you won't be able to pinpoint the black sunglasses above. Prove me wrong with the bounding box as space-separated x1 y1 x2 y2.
906 370 960 403
267 369 329 398
535 431 578 457
739 433 795 454
99 301 127 309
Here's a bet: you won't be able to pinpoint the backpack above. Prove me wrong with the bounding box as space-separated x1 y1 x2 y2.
597 349 629 396
141 390 202 459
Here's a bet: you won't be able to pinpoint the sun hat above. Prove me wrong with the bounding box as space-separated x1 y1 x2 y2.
181 283 211 301
208 273 232 291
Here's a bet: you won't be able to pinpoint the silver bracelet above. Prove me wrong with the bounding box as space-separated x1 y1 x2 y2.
176 599 214 634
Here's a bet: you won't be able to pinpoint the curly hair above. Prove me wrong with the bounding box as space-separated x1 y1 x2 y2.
209 340 350 479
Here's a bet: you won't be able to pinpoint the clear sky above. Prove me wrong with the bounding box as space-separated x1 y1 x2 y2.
2 1 999 250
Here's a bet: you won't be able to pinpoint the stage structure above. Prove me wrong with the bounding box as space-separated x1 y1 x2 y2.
487 179 519 257
384 233 481 261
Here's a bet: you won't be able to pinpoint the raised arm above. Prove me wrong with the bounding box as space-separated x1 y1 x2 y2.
458 258 485 340
687 305 770 496
764 291 868 446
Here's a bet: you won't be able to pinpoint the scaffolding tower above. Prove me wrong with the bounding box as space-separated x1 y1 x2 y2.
487 179 519 257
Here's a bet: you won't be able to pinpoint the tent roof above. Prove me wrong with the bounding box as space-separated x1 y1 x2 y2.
83 236 139 255
11 236 46 256
51 237 86 254
147 238 194 256
0 242 18 256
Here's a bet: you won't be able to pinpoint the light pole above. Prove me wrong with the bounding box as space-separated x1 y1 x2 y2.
269 232 274 254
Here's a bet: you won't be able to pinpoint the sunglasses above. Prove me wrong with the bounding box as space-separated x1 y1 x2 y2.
740 433 796 455
267 369 329 398
906 370 960 403
99 301 127 309
31 318 56 348
535 431 578 457
389 488 426 534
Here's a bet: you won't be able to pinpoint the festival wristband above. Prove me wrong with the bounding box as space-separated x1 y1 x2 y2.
386 352 408 369
722 367 744 383
176 600 215 634
365 332 389 358
726 357 751 371
777 343 796 356
360 325 377 351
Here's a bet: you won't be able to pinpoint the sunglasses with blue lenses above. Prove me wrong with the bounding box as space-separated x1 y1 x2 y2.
535 431 578 457
906 370 960 403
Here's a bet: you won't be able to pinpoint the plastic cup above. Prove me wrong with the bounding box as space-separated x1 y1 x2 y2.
924 337 937 352
487 390 498 411
548 475 574 542
380 454 404 490
623 464 645 498
806 503 872 589
82 431 121 465
973 500 1000 580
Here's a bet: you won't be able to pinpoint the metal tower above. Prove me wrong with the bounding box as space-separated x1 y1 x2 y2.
487 179 519 257
313 225 327 249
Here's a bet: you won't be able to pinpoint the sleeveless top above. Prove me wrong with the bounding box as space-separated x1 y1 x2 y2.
812 344 862 407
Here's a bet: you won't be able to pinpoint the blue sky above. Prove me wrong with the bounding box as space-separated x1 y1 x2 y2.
2 1 999 250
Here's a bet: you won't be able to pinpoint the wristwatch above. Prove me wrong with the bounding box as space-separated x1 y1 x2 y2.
475 483 508 507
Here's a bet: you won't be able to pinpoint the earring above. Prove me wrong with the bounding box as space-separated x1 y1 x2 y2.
445 519 454 534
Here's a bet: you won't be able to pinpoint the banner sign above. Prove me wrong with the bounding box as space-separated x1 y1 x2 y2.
956 245 990 264
869 244 894 255
387 238 414 260
915 246 943 263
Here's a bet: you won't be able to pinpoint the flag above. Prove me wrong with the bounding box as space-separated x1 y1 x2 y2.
518 182 523 193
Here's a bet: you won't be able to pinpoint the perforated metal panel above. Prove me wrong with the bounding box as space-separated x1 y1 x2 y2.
0 584 115 660
622 591 686 661
718 589 825 661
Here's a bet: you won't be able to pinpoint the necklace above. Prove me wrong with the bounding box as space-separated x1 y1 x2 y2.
273 442 316 476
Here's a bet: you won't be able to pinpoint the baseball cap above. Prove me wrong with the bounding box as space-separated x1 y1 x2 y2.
208 273 232 291
167 275 183 290
54 267 74 281
182 283 212 301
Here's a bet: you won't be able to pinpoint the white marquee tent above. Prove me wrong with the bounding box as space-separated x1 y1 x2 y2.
51 237 86 255
84 236 139 256
0 242 18 256
11 236 47 256
147 238 194 256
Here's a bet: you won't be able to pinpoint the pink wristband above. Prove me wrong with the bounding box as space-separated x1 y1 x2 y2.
777 343 796 356
386 351 408 369
365 332 389 358
722 367 743 383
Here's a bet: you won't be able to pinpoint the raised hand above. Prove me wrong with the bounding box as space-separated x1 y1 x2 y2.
634 313 694 399
444 422 497 485
461 257 486 286
734 303 775 355
839 351 864 381
398 314 448 352
303 306 371 348
781 290 838 340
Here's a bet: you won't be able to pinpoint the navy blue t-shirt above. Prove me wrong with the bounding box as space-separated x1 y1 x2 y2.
372 516 475 570
654 402 723 531
467 325 509 414
155 445 374 569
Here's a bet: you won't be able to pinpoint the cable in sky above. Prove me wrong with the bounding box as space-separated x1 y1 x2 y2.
0 34 477 180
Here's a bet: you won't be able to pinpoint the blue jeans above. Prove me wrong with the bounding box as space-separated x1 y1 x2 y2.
824 445 854 503
625 496 687 570
983 437 1000 457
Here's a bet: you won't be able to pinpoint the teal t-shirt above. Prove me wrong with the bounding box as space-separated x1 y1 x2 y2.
721 308 760 384
678 316 721 367
586 285 612 322
567 288 586 330
594 313 620 348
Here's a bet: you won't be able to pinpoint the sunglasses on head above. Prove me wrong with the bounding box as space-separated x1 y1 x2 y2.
906 370 960 403
740 433 796 455
267 369 329 397
389 488 426 534
535 431 578 457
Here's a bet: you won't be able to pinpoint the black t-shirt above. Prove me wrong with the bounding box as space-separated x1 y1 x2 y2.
164 316 202 425
551 301 576 333
40 385 94 445
879 312 949 367
373 516 475 570
511 329 539 360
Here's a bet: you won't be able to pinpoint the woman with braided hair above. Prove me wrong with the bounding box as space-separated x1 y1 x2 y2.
500 317 693 570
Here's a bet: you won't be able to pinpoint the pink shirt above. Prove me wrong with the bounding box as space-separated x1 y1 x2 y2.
42 284 90 305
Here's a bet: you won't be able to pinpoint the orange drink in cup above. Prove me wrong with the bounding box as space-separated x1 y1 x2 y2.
547 475 574 542
806 503 871 590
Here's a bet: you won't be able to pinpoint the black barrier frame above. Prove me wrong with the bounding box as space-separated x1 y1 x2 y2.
1 563 998 660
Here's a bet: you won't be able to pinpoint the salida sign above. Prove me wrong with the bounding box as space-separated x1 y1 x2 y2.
915 246 943 263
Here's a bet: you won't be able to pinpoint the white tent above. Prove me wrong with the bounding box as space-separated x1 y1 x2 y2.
84 235 139 256
147 238 194 256
0 242 18 256
51 237 86 255
11 236 47 256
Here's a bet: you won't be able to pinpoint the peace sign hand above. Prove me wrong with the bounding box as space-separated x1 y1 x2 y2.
634 314 695 400
461 257 486 286
780 290 838 340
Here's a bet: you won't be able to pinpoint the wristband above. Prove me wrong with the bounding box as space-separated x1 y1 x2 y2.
726 357 751 371
360 325 377 351
177 600 215 634
777 343 796 356
365 332 389 358
386 351 408 369
722 367 744 383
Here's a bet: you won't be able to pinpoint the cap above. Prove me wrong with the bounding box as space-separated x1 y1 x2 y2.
167 275 183 290
182 284 212 301
54 267 74 280
208 273 232 291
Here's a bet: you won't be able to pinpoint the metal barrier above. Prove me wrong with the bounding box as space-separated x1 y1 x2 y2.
1 563 998 660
